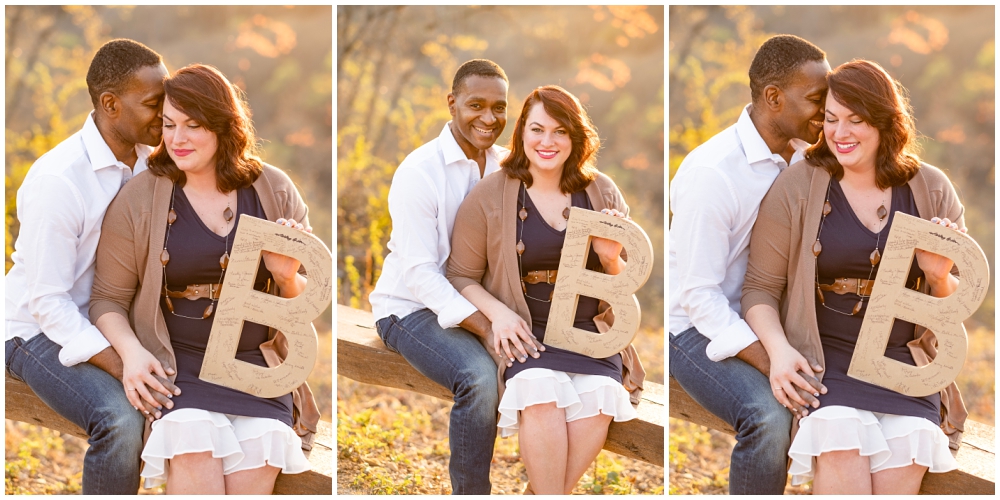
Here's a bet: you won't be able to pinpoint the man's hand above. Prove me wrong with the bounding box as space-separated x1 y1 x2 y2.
735 342 827 418
89 346 181 422
87 346 125 380
460 310 544 366
735 341 771 376
785 371 827 419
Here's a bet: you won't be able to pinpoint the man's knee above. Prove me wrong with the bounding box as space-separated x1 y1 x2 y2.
740 399 792 446
453 362 499 409
89 399 145 447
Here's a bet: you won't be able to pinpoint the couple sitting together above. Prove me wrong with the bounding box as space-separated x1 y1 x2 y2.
6 39 316 494
670 35 967 494
369 59 645 494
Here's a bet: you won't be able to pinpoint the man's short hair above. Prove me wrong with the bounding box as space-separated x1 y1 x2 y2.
86 39 163 106
451 59 508 96
748 35 826 104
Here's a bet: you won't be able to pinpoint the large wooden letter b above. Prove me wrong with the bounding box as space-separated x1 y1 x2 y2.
200 215 333 398
848 213 989 397
544 207 654 358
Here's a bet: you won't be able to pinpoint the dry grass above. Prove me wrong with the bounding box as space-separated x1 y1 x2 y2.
4 330 332 495
669 326 995 495
337 327 665 495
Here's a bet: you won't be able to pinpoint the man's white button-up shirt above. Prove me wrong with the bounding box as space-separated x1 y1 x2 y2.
369 122 505 329
5 113 151 366
669 105 805 361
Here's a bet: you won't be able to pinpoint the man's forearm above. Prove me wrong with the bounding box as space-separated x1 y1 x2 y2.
458 310 492 339
87 346 124 380
735 341 770 377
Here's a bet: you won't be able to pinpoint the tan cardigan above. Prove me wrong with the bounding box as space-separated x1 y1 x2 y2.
447 170 647 405
89 164 321 449
742 160 968 449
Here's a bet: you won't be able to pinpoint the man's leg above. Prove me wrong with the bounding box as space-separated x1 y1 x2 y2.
6 335 145 494
668 327 791 495
376 309 498 495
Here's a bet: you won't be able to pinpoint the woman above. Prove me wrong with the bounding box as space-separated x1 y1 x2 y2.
89 64 317 494
742 60 965 494
447 85 644 494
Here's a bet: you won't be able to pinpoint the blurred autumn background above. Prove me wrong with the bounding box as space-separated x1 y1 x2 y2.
337 5 663 495
4 6 332 494
668 6 994 494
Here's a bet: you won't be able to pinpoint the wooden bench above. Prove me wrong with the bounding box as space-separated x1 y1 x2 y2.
5 374 332 494
336 304 665 466
669 377 995 494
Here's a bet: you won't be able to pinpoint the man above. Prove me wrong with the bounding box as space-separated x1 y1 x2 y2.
668 35 831 494
5 39 176 494
369 59 542 494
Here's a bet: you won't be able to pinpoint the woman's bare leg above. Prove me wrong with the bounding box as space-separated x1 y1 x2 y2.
813 449 872 494
872 463 927 494
166 451 225 494
563 413 613 493
225 464 282 495
519 403 568 494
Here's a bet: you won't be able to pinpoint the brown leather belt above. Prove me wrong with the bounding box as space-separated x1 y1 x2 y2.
819 278 874 297
163 283 223 300
819 276 922 297
522 270 558 285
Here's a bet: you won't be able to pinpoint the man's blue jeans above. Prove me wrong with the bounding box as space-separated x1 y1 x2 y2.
6 334 144 494
376 309 498 495
669 326 791 495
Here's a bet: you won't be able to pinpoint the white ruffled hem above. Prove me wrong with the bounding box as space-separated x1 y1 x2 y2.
789 405 959 486
497 368 637 438
140 408 310 489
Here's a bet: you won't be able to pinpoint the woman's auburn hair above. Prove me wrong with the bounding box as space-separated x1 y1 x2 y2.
805 59 922 189
502 85 600 193
147 64 263 191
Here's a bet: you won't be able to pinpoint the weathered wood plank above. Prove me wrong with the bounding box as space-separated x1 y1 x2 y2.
5 374 332 494
669 376 995 494
336 304 665 466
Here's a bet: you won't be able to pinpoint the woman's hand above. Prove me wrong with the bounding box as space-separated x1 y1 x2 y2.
915 217 966 291
768 344 823 411
120 345 178 420
591 209 628 274
488 305 540 367
262 218 311 295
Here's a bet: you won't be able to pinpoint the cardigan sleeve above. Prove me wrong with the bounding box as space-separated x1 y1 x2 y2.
281 175 310 228
89 188 143 326
446 183 491 295
741 174 795 316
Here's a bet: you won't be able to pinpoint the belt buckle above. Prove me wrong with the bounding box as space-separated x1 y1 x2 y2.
546 270 555 284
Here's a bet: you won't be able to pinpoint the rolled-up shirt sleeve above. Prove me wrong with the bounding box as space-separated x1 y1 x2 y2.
389 167 477 329
19 174 111 366
671 167 758 361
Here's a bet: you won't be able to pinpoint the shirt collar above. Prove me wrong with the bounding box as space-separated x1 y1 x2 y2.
81 112 152 174
735 105 777 165
735 104 806 169
439 121 500 167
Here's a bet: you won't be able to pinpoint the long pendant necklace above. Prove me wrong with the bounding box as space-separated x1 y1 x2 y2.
813 179 889 316
517 181 570 303
161 184 234 319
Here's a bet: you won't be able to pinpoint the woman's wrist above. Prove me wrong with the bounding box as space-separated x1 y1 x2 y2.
926 272 958 297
